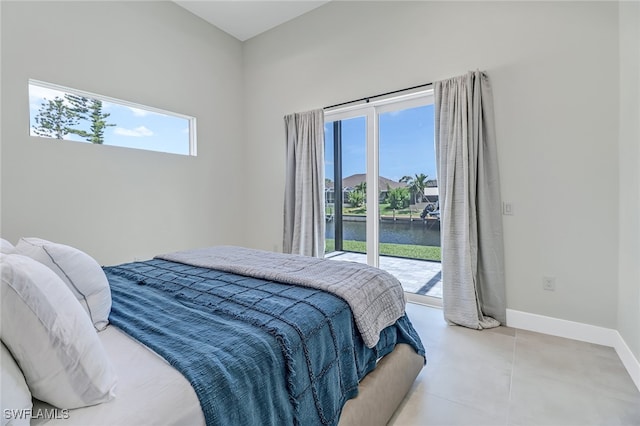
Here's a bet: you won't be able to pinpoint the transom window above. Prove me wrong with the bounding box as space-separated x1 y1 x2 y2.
28 80 196 156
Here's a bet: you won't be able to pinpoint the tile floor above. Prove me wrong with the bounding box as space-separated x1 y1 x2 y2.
389 303 640 426
326 252 443 298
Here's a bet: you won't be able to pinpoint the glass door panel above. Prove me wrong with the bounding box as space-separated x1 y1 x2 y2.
378 103 442 299
324 116 368 263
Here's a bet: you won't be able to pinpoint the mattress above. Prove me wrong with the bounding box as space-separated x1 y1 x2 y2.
31 325 205 426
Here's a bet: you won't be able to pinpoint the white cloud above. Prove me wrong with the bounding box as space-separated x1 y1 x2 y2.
28 84 65 102
114 126 154 137
128 107 150 117
127 106 165 118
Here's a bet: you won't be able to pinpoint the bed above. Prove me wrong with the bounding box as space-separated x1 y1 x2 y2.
1 241 425 426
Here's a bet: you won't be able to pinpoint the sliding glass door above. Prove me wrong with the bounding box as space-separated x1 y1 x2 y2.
324 91 441 304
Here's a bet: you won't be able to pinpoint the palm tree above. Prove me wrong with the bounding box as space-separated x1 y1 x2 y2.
354 181 366 194
400 173 429 204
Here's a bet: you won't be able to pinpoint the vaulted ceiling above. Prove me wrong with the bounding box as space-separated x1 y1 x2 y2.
174 1 330 41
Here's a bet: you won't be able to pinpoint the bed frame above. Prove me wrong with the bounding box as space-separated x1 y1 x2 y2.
339 343 424 425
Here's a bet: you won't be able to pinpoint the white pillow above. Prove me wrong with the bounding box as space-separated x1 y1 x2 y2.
1 342 32 426
0 254 117 409
15 237 111 331
0 238 15 254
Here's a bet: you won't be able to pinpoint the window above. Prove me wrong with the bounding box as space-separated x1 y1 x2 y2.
28 80 196 156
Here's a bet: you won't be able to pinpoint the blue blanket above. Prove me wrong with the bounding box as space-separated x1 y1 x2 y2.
105 259 425 426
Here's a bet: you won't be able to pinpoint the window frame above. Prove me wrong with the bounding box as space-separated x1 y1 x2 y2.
28 79 197 156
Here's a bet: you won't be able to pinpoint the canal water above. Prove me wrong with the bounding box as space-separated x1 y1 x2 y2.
326 219 441 247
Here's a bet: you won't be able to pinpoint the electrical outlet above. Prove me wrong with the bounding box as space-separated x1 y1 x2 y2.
503 202 514 215
542 276 556 291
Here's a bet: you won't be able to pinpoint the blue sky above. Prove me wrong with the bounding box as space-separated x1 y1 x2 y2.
325 104 436 183
29 83 191 155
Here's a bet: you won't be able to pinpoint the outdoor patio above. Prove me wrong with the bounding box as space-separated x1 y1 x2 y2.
325 251 442 298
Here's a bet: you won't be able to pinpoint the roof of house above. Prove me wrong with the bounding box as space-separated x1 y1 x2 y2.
325 174 406 190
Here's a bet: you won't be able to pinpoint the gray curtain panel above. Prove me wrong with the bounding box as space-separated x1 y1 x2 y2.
434 71 506 328
283 109 325 257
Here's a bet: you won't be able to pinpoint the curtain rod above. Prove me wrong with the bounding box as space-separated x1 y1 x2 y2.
323 82 433 110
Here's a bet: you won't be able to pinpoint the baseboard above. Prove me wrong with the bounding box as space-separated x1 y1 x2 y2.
506 309 640 392
614 330 640 392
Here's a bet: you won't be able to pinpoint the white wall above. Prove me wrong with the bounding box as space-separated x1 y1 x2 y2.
1 1 245 265
243 1 621 329
617 1 640 360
